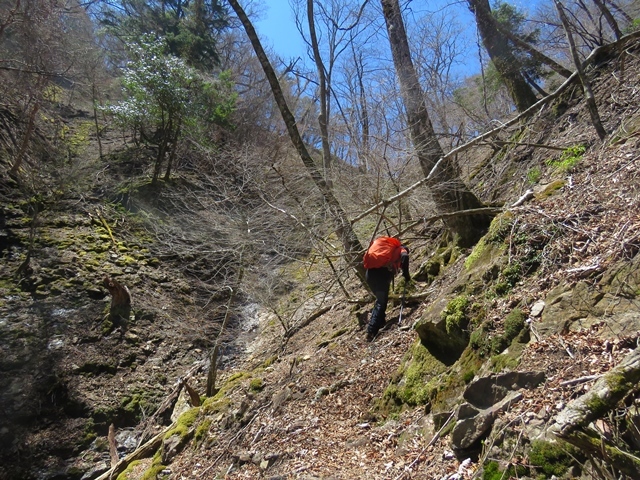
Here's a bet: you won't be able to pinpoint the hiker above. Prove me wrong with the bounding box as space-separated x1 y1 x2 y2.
363 236 410 340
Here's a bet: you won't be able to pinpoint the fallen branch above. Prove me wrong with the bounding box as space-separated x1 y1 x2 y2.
559 375 599 388
96 430 166 480
284 305 333 340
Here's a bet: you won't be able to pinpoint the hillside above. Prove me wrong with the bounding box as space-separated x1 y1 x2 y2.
1 37 640 480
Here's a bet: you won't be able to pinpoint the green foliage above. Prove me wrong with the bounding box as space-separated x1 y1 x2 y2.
546 145 586 172
99 0 228 70
623 18 640 34
482 460 528 480
527 166 541 184
493 1 544 82
529 440 575 477
103 37 236 181
441 296 469 334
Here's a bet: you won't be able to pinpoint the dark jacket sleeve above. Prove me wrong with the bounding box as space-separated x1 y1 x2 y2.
400 248 410 281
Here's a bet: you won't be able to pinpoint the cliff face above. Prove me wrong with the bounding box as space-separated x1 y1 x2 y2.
1 40 640 480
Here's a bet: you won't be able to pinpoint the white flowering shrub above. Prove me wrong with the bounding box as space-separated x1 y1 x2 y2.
104 37 235 182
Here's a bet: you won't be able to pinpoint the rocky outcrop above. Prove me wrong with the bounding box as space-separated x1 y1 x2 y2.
449 371 545 451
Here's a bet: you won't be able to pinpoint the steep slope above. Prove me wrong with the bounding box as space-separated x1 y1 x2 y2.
145 41 640 480
0 36 639 480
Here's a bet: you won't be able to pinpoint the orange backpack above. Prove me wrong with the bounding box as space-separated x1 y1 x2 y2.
363 237 403 270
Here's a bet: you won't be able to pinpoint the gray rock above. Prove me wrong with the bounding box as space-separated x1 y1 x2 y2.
451 392 522 451
530 300 545 317
463 371 544 409
80 461 110 480
457 403 479 419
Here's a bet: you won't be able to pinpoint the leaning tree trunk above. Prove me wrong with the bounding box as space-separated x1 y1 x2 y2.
381 0 492 247
467 0 538 113
552 346 640 478
554 0 607 140
307 0 332 185
227 0 365 277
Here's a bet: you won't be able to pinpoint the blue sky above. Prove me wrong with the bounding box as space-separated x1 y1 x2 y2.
254 1 308 60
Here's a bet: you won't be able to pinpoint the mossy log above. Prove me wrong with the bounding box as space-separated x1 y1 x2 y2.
553 346 640 436
94 430 164 480
557 429 640 478
552 346 640 477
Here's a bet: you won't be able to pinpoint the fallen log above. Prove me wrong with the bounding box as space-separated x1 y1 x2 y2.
551 346 640 477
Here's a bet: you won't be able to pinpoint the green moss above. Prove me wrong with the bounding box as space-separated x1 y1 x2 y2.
329 327 349 339
490 352 520 372
201 396 231 416
140 464 167 480
504 309 525 341
536 179 566 199
441 295 469 334
101 317 114 335
381 340 447 409
262 356 277 368
164 407 200 440
529 440 575 477
193 418 212 446
482 460 528 480
546 144 586 172
116 460 142 480
249 378 264 392
121 393 150 419
462 370 476 384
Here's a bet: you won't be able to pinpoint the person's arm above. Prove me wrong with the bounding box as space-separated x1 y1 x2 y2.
400 247 410 281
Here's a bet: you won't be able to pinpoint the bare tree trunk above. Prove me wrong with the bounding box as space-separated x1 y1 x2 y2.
467 0 538 112
164 125 180 181
307 0 332 184
92 84 103 159
591 0 622 40
207 259 242 397
380 0 492 247
554 0 607 140
103 276 131 327
227 0 365 276
9 102 39 177
355 49 370 173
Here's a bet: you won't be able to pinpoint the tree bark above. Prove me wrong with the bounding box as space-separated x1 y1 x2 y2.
9 103 39 177
552 346 640 478
591 0 622 40
467 0 538 113
380 0 492 247
554 0 607 140
227 0 365 275
103 276 131 327
307 0 332 184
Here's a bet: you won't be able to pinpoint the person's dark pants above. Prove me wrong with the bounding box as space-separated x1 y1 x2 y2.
366 267 393 337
